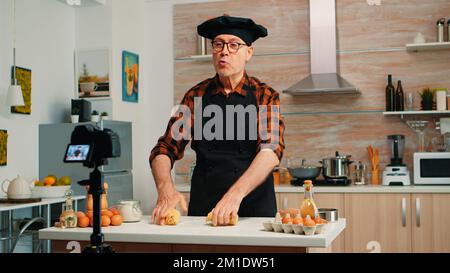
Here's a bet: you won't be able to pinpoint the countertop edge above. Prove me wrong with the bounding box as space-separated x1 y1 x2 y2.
175 184 450 194
39 217 346 248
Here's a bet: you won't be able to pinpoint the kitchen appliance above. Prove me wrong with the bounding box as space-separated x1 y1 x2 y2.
71 99 92 122
321 151 354 179
282 0 359 95
414 152 450 185
2 175 35 200
382 135 411 186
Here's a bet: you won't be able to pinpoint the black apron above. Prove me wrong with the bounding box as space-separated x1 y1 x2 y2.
188 80 277 217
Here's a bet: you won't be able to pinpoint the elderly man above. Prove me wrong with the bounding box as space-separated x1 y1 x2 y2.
150 15 285 226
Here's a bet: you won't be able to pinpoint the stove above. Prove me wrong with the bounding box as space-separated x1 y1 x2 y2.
290 177 351 187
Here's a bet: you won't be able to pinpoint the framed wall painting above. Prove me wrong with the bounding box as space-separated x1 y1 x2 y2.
0 130 7 166
122 50 139 103
75 48 111 99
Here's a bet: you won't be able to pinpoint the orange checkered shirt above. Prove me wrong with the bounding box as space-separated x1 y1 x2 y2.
149 72 285 168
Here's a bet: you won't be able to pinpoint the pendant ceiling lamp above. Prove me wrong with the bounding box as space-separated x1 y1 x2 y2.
6 0 24 107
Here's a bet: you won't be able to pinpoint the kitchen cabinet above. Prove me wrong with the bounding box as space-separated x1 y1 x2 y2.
344 194 412 253
344 193 450 253
277 193 345 253
411 194 450 253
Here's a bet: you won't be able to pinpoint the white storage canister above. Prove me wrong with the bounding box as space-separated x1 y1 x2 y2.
436 88 448 111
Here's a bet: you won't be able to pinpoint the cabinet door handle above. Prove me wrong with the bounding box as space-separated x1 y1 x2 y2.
401 198 407 227
283 197 288 210
416 198 421 228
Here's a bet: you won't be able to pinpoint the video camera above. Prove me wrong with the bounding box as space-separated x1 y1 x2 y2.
64 124 121 168
63 124 121 253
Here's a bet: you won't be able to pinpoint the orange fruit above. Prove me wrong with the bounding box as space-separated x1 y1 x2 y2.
101 215 111 227
102 209 114 218
281 217 292 224
76 211 86 218
78 216 89 228
86 210 93 219
293 217 303 225
109 208 120 215
44 176 56 186
111 215 123 226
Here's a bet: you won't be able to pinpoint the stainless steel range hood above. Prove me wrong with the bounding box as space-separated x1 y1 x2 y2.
283 0 359 96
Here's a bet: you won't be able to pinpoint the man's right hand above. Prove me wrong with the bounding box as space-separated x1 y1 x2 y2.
151 188 188 225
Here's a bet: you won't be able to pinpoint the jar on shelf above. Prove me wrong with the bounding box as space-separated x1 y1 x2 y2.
436 88 448 111
59 190 77 229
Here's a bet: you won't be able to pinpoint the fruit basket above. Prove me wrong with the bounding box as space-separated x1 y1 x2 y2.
32 185 71 199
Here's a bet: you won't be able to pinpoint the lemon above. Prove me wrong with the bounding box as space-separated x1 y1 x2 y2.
59 176 71 186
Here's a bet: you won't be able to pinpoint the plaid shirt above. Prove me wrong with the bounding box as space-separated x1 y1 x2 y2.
149 73 285 168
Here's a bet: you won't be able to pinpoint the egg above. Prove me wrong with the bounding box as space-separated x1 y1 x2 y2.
303 215 316 227
281 217 292 224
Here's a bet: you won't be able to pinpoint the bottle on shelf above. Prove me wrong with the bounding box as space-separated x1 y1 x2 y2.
437 18 445 43
385 74 396 111
395 80 405 112
59 190 77 229
436 88 448 111
197 35 208 56
300 180 318 220
447 19 450 42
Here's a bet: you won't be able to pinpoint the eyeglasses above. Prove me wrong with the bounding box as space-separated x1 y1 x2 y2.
211 40 247 54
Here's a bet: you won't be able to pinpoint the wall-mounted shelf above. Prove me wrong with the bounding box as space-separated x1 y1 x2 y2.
383 110 450 119
406 42 450 52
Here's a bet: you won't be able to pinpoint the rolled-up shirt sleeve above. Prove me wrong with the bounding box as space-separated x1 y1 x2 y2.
256 87 285 162
149 91 195 169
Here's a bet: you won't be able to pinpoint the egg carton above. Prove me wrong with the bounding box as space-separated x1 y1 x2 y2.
262 222 326 236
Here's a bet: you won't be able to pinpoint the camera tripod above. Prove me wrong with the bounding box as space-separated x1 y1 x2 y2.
78 163 115 253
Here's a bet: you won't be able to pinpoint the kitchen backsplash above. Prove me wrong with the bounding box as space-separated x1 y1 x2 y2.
172 0 450 178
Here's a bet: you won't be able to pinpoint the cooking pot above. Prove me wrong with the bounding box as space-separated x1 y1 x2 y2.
320 151 354 179
287 159 322 179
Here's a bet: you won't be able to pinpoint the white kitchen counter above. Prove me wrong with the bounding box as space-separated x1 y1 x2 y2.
39 216 346 248
0 196 85 212
175 183 450 194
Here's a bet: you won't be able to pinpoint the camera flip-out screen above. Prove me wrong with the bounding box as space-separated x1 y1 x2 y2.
64 144 92 163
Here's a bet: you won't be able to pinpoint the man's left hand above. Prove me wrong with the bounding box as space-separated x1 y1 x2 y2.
211 190 244 226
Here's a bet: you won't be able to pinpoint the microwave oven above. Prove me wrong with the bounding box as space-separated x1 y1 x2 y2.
414 152 450 185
